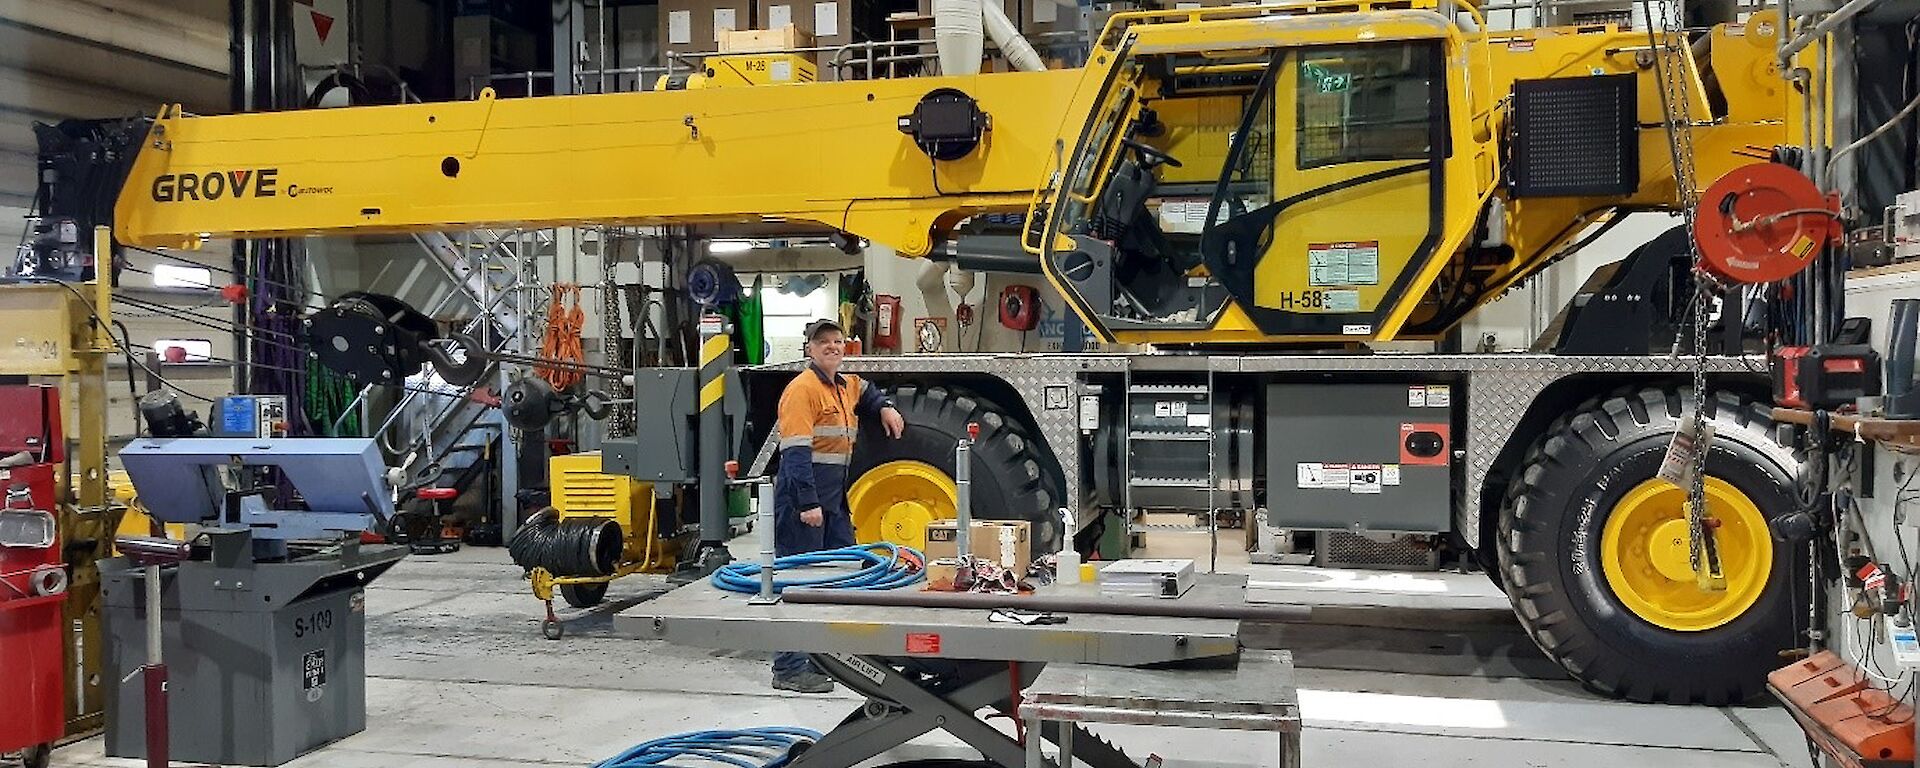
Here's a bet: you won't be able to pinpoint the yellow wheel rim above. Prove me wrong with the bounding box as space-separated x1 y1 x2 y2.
849 460 957 551
1600 477 1772 632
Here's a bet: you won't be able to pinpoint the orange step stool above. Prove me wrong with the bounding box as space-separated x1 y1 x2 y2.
1768 651 1914 767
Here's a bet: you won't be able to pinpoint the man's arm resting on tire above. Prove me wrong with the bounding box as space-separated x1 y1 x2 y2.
854 378 896 420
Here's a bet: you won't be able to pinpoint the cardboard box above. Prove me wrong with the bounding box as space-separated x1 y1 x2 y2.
924 558 964 591
923 520 1031 574
718 25 814 52
753 0 853 79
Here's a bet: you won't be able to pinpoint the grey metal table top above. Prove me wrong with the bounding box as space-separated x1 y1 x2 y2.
1022 650 1301 731
617 577 1247 667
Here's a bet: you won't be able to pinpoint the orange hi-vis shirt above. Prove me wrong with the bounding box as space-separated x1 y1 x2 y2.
776 363 891 510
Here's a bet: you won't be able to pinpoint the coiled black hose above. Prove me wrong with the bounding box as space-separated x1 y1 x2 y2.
509 508 623 577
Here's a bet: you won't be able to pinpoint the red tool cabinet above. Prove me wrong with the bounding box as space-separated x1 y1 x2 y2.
1 463 66 763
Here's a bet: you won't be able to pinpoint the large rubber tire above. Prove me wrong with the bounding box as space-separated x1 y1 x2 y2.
560 581 609 609
1497 387 1802 705
850 384 1061 553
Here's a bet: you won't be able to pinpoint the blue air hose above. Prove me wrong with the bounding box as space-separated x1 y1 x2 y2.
592 727 822 768
710 543 925 594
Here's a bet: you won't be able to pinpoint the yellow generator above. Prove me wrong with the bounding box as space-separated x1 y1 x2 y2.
516 452 681 639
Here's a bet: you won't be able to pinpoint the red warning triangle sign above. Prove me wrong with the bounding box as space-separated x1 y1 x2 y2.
311 11 335 43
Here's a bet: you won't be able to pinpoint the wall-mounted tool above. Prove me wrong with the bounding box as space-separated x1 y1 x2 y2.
915 317 946 353
1772 345 1881 410
999 285 1038 331
1694 162 1841 285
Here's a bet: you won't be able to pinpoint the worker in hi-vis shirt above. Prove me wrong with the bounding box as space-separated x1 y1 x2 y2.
769 318 905 693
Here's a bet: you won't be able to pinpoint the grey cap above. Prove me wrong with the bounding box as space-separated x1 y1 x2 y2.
804 318 845 340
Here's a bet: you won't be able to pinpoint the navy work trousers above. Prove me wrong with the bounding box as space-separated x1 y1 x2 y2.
771 461 855 678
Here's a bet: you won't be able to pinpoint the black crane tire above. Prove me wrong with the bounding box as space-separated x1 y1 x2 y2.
1497 387 1803 705
850 383 1062 555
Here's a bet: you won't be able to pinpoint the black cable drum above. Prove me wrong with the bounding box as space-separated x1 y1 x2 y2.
508 508 623 577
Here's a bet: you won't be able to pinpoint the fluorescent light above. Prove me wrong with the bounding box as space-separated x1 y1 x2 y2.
707 239 756 254
152 263 213 289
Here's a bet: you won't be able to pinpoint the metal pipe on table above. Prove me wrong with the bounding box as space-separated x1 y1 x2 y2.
780 585 1315 623
955 424 976 559
754 478 778 604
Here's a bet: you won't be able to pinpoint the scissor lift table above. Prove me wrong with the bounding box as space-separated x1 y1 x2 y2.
616 578 1302 768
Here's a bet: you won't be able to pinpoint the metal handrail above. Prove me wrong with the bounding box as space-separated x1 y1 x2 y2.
386 378 488 458
412 233 524 323
467 64 687 99
332 383 376 437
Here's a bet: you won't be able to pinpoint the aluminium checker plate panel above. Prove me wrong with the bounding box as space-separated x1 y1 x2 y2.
762 353 1767 546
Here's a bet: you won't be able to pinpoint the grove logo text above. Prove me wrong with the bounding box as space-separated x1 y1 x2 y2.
150 169 279 202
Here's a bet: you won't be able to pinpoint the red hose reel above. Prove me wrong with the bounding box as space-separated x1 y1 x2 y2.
1693 162 1841 285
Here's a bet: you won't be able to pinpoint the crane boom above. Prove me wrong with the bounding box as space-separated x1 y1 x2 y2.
116 70 1084 258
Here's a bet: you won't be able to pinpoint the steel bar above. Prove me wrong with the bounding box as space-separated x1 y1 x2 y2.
779 586 1313 622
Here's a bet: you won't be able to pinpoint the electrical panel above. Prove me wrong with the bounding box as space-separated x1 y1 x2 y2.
1264 383 1453 533
214 395 289 439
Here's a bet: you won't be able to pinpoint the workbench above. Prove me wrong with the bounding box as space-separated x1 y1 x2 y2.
1023 651 1302 768
617 576 1300 768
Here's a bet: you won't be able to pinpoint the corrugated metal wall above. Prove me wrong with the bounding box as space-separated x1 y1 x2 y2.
0 0 228 212
0 0 236 440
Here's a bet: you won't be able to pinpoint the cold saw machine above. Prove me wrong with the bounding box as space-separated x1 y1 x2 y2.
100 437 405 766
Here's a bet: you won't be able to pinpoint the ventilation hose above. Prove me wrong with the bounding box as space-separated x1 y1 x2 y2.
710 543 926 594
508 508 623 577
593 727 822 768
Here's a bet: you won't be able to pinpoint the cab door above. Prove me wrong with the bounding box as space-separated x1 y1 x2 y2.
1202 41 1448 339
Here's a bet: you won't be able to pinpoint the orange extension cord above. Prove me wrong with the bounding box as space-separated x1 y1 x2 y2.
538 284 586 390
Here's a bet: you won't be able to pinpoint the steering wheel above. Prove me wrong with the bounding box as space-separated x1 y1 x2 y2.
1122 139 1183 168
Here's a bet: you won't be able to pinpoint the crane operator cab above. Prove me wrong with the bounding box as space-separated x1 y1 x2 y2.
1031 8 1489 347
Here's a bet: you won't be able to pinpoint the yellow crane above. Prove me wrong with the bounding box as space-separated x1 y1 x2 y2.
39 1 1826 704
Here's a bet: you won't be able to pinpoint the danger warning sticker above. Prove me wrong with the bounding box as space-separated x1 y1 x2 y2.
1308 241 1381 286
1348 464 1384 494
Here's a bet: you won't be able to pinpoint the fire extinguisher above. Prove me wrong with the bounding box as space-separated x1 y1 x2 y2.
874 295 903 350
